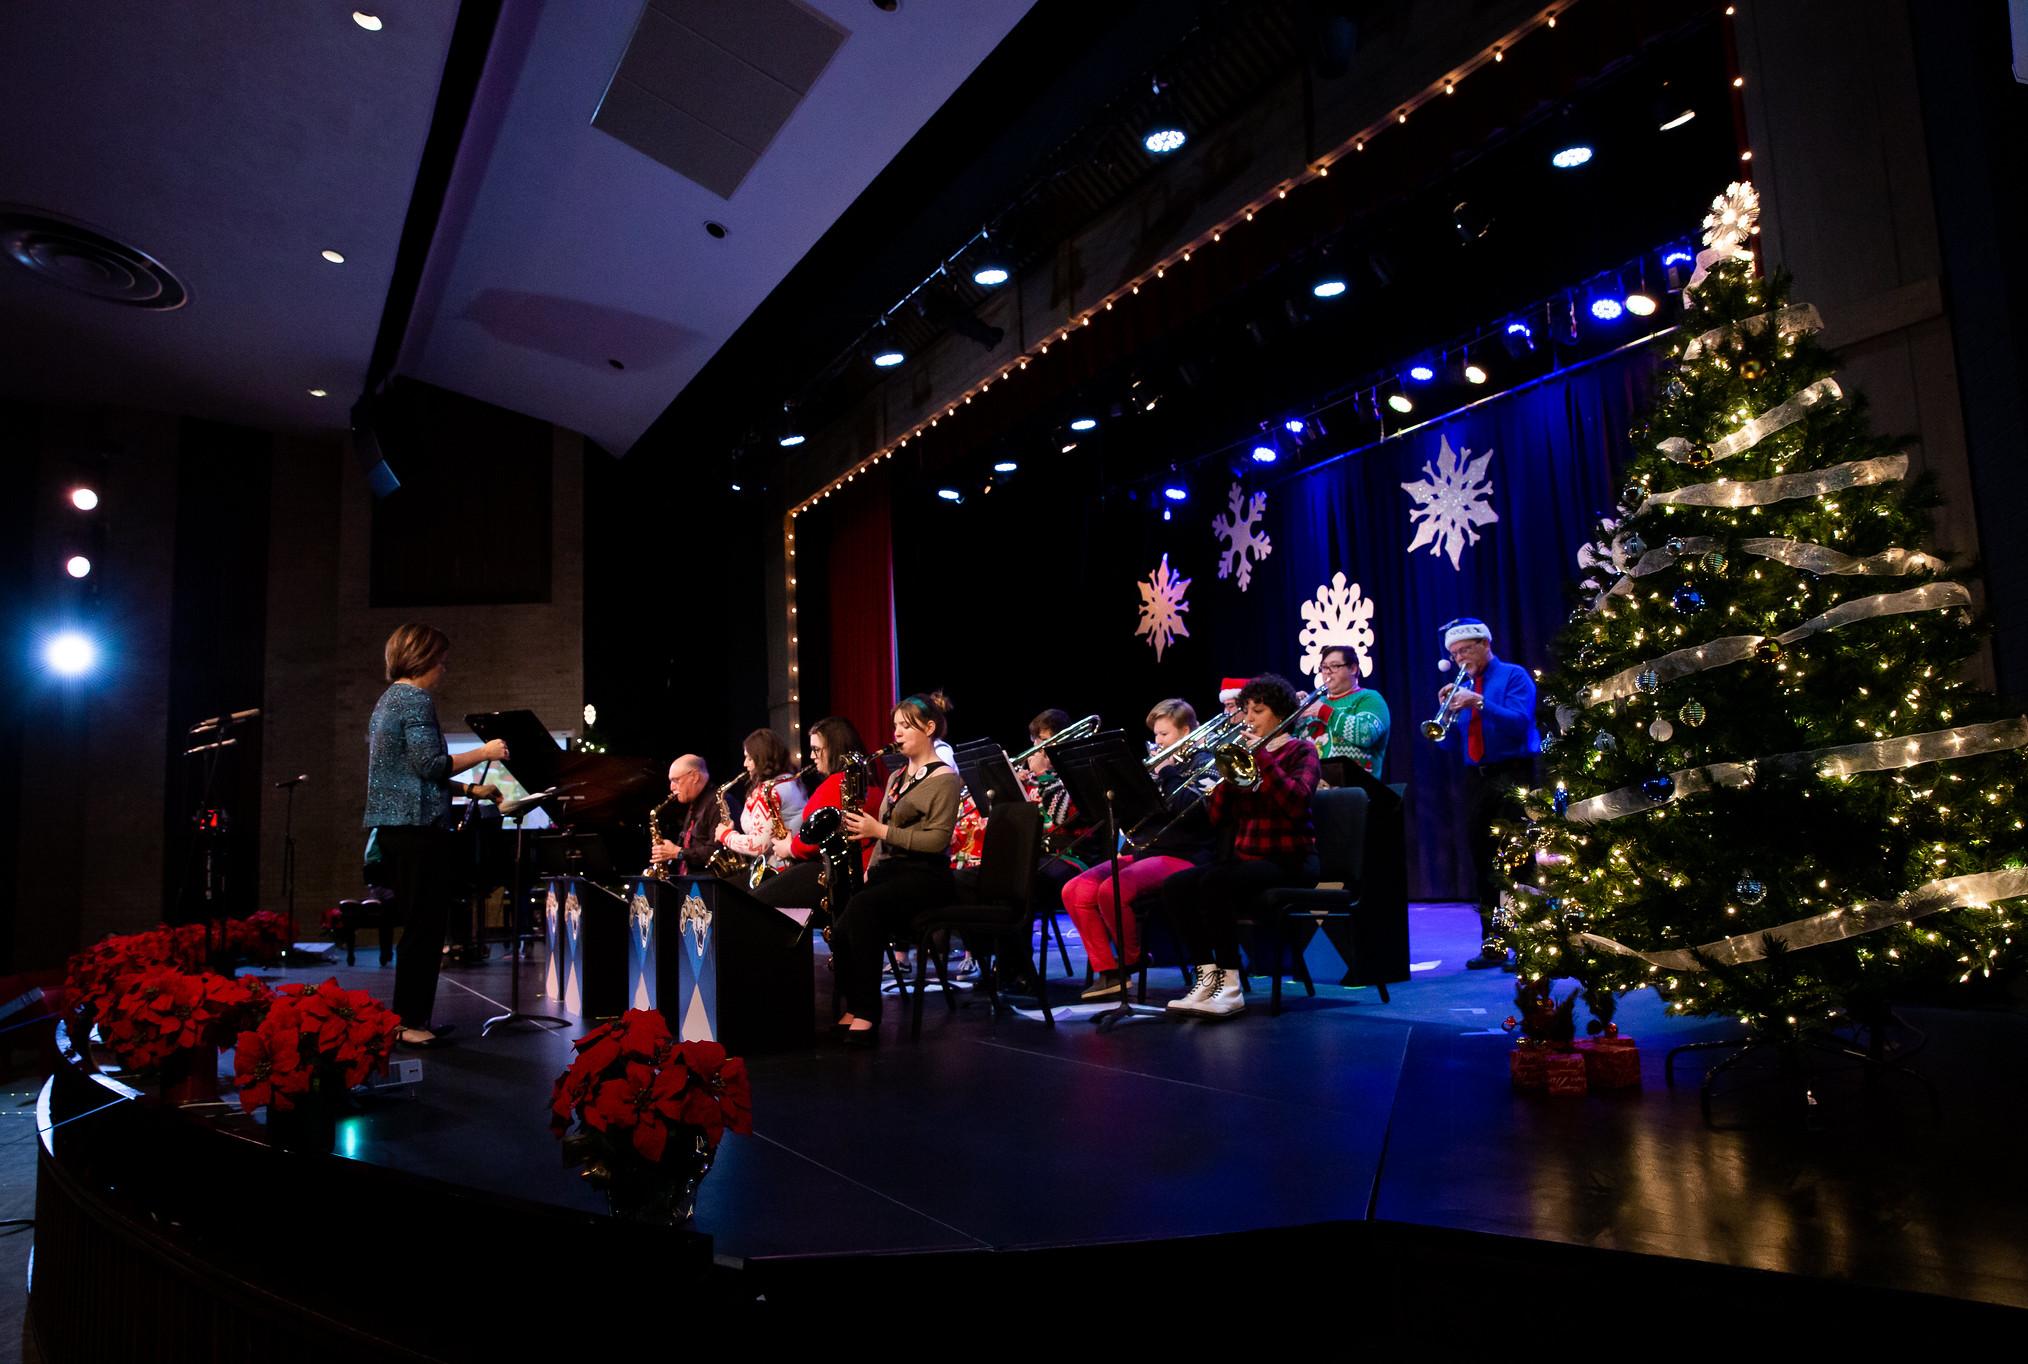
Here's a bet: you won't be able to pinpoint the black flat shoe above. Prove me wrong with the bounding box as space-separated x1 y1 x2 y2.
842 1026 879 1050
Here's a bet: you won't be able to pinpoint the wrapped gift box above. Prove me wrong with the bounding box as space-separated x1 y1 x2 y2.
1544 1049 1589 1096
1578 1035 1642 1089
1509 1042 1549 1090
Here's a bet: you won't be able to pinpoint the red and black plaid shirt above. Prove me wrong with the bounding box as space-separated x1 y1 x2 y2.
1206 736 1319 859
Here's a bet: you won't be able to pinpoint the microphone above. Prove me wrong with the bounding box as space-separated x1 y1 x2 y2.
273 773 308 788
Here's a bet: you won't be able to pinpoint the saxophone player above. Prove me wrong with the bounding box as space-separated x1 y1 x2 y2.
647 754 717 874
754 717 875 911
714 730 807 880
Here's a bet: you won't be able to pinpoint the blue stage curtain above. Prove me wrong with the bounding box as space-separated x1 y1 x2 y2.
890 349 1656 899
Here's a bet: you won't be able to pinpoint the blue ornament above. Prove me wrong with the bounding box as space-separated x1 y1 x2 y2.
1552 788 1571 816
1641 774 1676 804
1672 587 1706 614
1735 876 1767 906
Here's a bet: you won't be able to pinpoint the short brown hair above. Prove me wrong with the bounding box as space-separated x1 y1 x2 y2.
1145 698 1197 731
384 623 449 683
894 694 947 740
1028 708 1070 740
743 728 793 778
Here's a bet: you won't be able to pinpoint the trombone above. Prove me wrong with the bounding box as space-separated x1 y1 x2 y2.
1209 686 1324 788
1421 673 1476 741
1143 707 1245 770
1011 713 1100 763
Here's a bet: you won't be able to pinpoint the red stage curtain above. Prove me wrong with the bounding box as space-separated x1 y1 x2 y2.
823 470 898 748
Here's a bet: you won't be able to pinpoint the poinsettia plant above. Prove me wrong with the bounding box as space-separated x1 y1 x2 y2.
232 979 403 1113
549 1009 753 1182
98 967 273 1072
65 913 294 1028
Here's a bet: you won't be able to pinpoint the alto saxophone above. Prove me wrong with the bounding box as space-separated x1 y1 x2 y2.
748 775 792 889
643 792 680 882
704 774 755 881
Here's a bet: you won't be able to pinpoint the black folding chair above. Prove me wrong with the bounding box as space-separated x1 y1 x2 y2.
909 803 1045 1037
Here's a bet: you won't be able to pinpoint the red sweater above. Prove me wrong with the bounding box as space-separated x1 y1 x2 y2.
788 770 879 865
1206 736 1320 859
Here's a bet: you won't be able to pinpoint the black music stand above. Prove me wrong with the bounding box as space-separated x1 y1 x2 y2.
467 711 577 1038
952 739 1023 813
1054 732 1168 1027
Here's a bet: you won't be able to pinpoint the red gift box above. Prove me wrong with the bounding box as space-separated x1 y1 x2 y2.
1578 1035 1642 1089
1544 1050 1589 1096
1508 1042 1549 1090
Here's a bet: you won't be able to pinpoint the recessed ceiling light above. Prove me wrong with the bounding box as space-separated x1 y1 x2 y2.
308 388 328 398
321 249 345 264
1311 278 1348 299
1387 393 1414 414
352 12 383 32
872 348 905 368
1069 417 1098 431
70 488 99 510
993 460 1018 473
973 265 1010 287
1550 144 1594 169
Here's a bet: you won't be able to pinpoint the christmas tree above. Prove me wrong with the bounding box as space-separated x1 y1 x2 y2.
1506 181 2027 1039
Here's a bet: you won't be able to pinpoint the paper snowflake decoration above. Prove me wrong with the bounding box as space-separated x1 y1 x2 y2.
1689 179 1758 291
1402 433 1498 570
1134 554 1192 661
1210 482 1272 591
1298 572 1376 682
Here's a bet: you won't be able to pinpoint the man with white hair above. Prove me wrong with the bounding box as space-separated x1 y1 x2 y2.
1436 618 1540 969
648 754 717 874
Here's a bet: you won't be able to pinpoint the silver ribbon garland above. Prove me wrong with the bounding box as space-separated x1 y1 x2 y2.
1639 454 1908 512
1575 867 2028 971
1680 304 1824 361
1656 378 1843 465
1591 536 1942 611
1585 582 1971 706
1564 717 2028 823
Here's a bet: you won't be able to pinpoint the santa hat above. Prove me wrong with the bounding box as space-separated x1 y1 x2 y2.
1218 676 1248 703
1442 617 1491 650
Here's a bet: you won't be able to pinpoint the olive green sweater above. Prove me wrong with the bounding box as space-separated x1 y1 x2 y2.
869 767 961 866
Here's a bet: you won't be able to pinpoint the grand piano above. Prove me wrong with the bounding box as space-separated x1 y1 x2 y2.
467 709 814 1053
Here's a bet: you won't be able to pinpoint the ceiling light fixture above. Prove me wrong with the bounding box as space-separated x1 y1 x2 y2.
66 555 92 579
973 264 1009 287
1311 277 1348 299
1250 444 1278 464
321 249 345 264
70 488 99 511
1551 143 1594 169
352 12 383 32
1069 417 1097 432
1464 362 1488 384
308 388 328 398
993 460 1019 473
1624 292 1658 317
1387 393 1414 414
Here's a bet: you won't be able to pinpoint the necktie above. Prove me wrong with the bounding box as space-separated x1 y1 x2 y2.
1467 678 1485 763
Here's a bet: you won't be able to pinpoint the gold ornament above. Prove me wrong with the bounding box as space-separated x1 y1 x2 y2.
1739 358 1766 381
1755 639 1784 665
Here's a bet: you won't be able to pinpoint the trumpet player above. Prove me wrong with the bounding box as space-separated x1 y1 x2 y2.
647 754 717 874
1061 699 1216 1000
713 729 808 879
1159 674 1322 1019
1432 618 1541 970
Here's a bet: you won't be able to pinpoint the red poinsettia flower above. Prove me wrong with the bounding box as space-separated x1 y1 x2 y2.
676 1039 726 1078
680 1088 726 1148
612 1009 671 1060
718 1057 753 1136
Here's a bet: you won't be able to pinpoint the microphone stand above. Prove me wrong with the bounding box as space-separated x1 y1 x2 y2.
272 773 306 948
484 790 573 1037
1094 781 1165 1030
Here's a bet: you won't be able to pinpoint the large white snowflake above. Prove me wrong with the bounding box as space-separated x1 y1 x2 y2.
1402 433 1498 570
1575 516 1619 593
1297 572 1376 682
1134 554 1192 661
1210 481 1272 592
1689 179 1758 292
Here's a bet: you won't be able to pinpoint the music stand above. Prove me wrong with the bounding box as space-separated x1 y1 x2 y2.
1054 732 1169 1027
482 783 577 1037
952 739 1023 812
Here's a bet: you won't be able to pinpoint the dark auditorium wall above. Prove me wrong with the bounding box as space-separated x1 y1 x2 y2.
1 397 587 972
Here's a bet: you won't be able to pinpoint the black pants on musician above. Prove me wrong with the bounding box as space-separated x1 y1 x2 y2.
1162 852 1320 970
1466 756 1537 944
835 860 955 1026
376 823 455 1029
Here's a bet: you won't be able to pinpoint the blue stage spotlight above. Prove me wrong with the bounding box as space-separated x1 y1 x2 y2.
1662 248 1694 267
1408 363 1435 383
1250 444 1278 464
1163 485 1189 502
43 630 98 678
1282 418 1306 435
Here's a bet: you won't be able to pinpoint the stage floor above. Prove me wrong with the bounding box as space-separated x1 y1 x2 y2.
283 904 2028 1309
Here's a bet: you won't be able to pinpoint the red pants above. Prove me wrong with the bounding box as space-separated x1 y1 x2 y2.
1059 855 1195 971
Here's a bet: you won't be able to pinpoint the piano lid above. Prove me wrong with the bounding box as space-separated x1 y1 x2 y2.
465 709 656 827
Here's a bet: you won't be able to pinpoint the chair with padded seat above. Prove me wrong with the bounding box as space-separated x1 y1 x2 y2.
907 802 1045 1038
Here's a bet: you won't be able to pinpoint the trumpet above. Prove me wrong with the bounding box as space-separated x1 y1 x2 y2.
1422 673 1476 741
1011 714 1100 763
1210 687 1324 788
1144 707 1245 770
